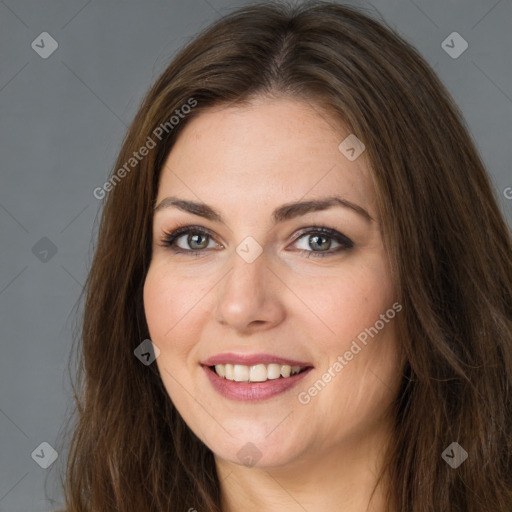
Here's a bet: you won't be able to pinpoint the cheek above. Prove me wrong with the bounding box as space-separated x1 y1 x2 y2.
143 263 208 344
312 260 400 418
312 258 395 347
143 269 198 390
143 269 172 340
143 266 202 402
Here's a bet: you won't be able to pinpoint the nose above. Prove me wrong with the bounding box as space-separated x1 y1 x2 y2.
213 247 286 333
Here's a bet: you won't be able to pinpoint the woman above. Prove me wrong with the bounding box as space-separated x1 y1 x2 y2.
58 1 512 511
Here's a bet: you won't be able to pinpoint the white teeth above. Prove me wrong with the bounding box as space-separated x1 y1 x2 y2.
267 363 281 379
233 364 249 382
249 364 267 382
212 363 306 382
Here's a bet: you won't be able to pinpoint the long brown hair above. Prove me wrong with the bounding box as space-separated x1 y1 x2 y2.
56 1 512 510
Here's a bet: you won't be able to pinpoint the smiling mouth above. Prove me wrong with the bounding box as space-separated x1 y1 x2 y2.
207 363 310 383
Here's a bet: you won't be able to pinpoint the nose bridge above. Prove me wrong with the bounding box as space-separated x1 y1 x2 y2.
224 232 267 286
214 241 283 330
221 243 267 304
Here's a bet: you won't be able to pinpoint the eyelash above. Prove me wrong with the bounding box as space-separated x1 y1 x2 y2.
157 223 354 258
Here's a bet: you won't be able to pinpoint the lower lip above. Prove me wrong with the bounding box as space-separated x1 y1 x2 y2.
202 365 313 402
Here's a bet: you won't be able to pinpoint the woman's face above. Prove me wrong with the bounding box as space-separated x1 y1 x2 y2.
143 96 402 469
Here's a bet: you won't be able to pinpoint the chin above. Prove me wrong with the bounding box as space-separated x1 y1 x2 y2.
206 429 306 469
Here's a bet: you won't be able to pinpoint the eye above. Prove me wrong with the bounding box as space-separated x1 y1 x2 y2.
158 224 354 258
158 225 221 255
290 226 353 258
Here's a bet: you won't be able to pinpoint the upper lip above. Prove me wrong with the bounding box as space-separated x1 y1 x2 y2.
201 352 313 367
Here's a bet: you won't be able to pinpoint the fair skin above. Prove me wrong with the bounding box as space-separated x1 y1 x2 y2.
143 96 402 512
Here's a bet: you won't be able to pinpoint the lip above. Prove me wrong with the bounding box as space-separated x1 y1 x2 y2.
201 364 314 402
201 352 313 367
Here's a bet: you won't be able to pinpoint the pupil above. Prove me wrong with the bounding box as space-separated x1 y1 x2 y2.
310 235 330 251
189 234 208 250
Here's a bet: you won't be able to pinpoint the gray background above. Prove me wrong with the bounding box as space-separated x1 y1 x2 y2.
0 0 511 510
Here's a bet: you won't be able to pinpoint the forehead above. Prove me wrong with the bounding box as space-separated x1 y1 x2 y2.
156 96 375 217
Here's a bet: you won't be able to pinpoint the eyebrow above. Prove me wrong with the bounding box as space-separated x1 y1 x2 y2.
153 195 373 224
